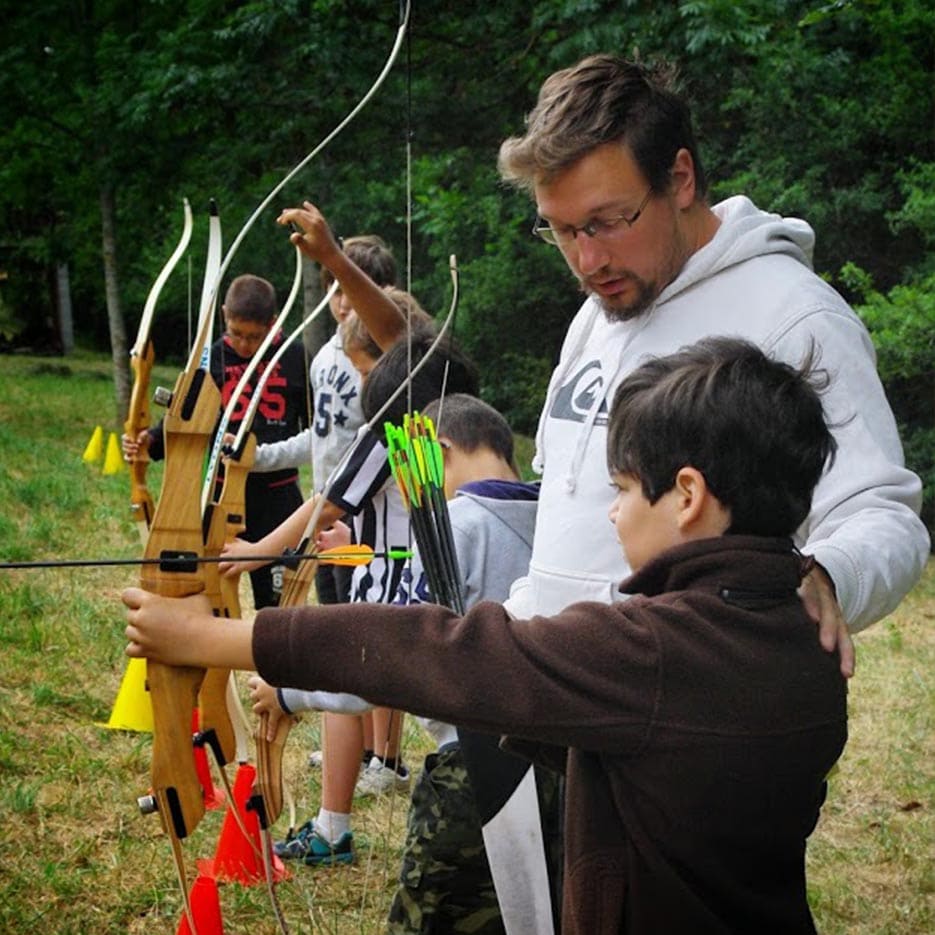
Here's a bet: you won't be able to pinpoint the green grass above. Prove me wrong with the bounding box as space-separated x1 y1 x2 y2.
0 351 933 933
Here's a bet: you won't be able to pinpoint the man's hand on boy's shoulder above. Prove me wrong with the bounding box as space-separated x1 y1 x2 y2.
799 563 855 679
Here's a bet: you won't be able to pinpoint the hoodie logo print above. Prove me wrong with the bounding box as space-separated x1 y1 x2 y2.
549 360 609 426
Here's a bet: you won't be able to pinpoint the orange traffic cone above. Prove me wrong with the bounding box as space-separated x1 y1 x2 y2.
198 762 287 885
175 874 224 935
192 712 226 810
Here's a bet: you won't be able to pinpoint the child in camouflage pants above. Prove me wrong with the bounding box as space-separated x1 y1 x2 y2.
386 394 559 935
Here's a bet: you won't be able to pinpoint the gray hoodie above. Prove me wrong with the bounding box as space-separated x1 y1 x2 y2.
506 195 928 631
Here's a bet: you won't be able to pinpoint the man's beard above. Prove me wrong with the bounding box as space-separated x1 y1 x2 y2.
583 273 659 323
583 224 690 323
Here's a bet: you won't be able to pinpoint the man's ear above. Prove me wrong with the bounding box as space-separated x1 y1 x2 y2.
673 466 708 530
670 148 697 210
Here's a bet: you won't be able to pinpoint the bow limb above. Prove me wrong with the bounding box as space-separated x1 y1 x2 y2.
191 0 411 397
200 244 303 506
197 200 223 337
199 251 333 515
124 198 193 538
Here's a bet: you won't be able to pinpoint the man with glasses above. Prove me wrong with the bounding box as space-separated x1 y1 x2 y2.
486 53 928 933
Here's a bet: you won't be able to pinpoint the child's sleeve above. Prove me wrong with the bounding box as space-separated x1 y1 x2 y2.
324 429 391 515
278 686 373 715
253 427 313 472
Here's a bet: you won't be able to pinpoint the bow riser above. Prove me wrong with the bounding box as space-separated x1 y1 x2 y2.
140 365 221 840
197 432 257 768
278 556 318 609
252 713 294 829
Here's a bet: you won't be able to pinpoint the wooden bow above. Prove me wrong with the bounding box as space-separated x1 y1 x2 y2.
136 4 415 928
134 203 224 935
193 244 305 781
124 198 193 537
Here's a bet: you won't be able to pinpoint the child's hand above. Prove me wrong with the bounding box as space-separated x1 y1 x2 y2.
277 201 341 268
316 520 351 553
122 588 213 665
219 538 267 577
121 429 150 460
247 675 285 742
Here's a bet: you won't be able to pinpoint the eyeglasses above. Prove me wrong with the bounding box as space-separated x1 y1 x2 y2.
532 189 653 247
225 324 269 346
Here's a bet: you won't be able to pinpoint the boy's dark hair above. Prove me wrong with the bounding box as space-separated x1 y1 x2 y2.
321 234 397 290
499 54 706 200
607 337 837 537
224 274 277 324
361 328 480 427
422 394 516 471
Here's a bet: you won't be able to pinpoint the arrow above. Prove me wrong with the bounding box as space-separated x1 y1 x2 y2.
0 545 411 571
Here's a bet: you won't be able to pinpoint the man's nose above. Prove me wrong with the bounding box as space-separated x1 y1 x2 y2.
573 233 612 278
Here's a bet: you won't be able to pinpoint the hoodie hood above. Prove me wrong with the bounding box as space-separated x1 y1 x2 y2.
655 195 815 308
454 480 539 550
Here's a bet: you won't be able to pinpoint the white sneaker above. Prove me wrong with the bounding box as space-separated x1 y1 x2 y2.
354 756 411 797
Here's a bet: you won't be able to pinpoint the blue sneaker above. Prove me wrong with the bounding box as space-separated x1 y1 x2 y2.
303 829 355 866
273 819 320 860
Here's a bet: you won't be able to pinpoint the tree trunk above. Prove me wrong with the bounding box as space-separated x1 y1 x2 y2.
54 262 74 354
101 183 130 426
301 253 331 359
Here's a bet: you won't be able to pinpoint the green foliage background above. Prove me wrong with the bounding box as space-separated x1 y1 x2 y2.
1 0 933 533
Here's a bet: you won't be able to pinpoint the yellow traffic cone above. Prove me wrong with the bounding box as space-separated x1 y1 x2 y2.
102 432 125 475
82 425 104 463
97 657 154 732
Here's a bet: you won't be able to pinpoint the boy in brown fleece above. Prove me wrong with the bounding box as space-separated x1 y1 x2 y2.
123 336 847 935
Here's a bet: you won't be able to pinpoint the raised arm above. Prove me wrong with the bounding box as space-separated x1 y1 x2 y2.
277 201 405 350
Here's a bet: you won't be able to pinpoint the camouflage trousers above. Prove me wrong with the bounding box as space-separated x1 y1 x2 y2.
386 745 506 935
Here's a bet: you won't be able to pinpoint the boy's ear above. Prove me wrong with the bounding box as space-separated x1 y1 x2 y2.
673 466 708 530
673 466 732 536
